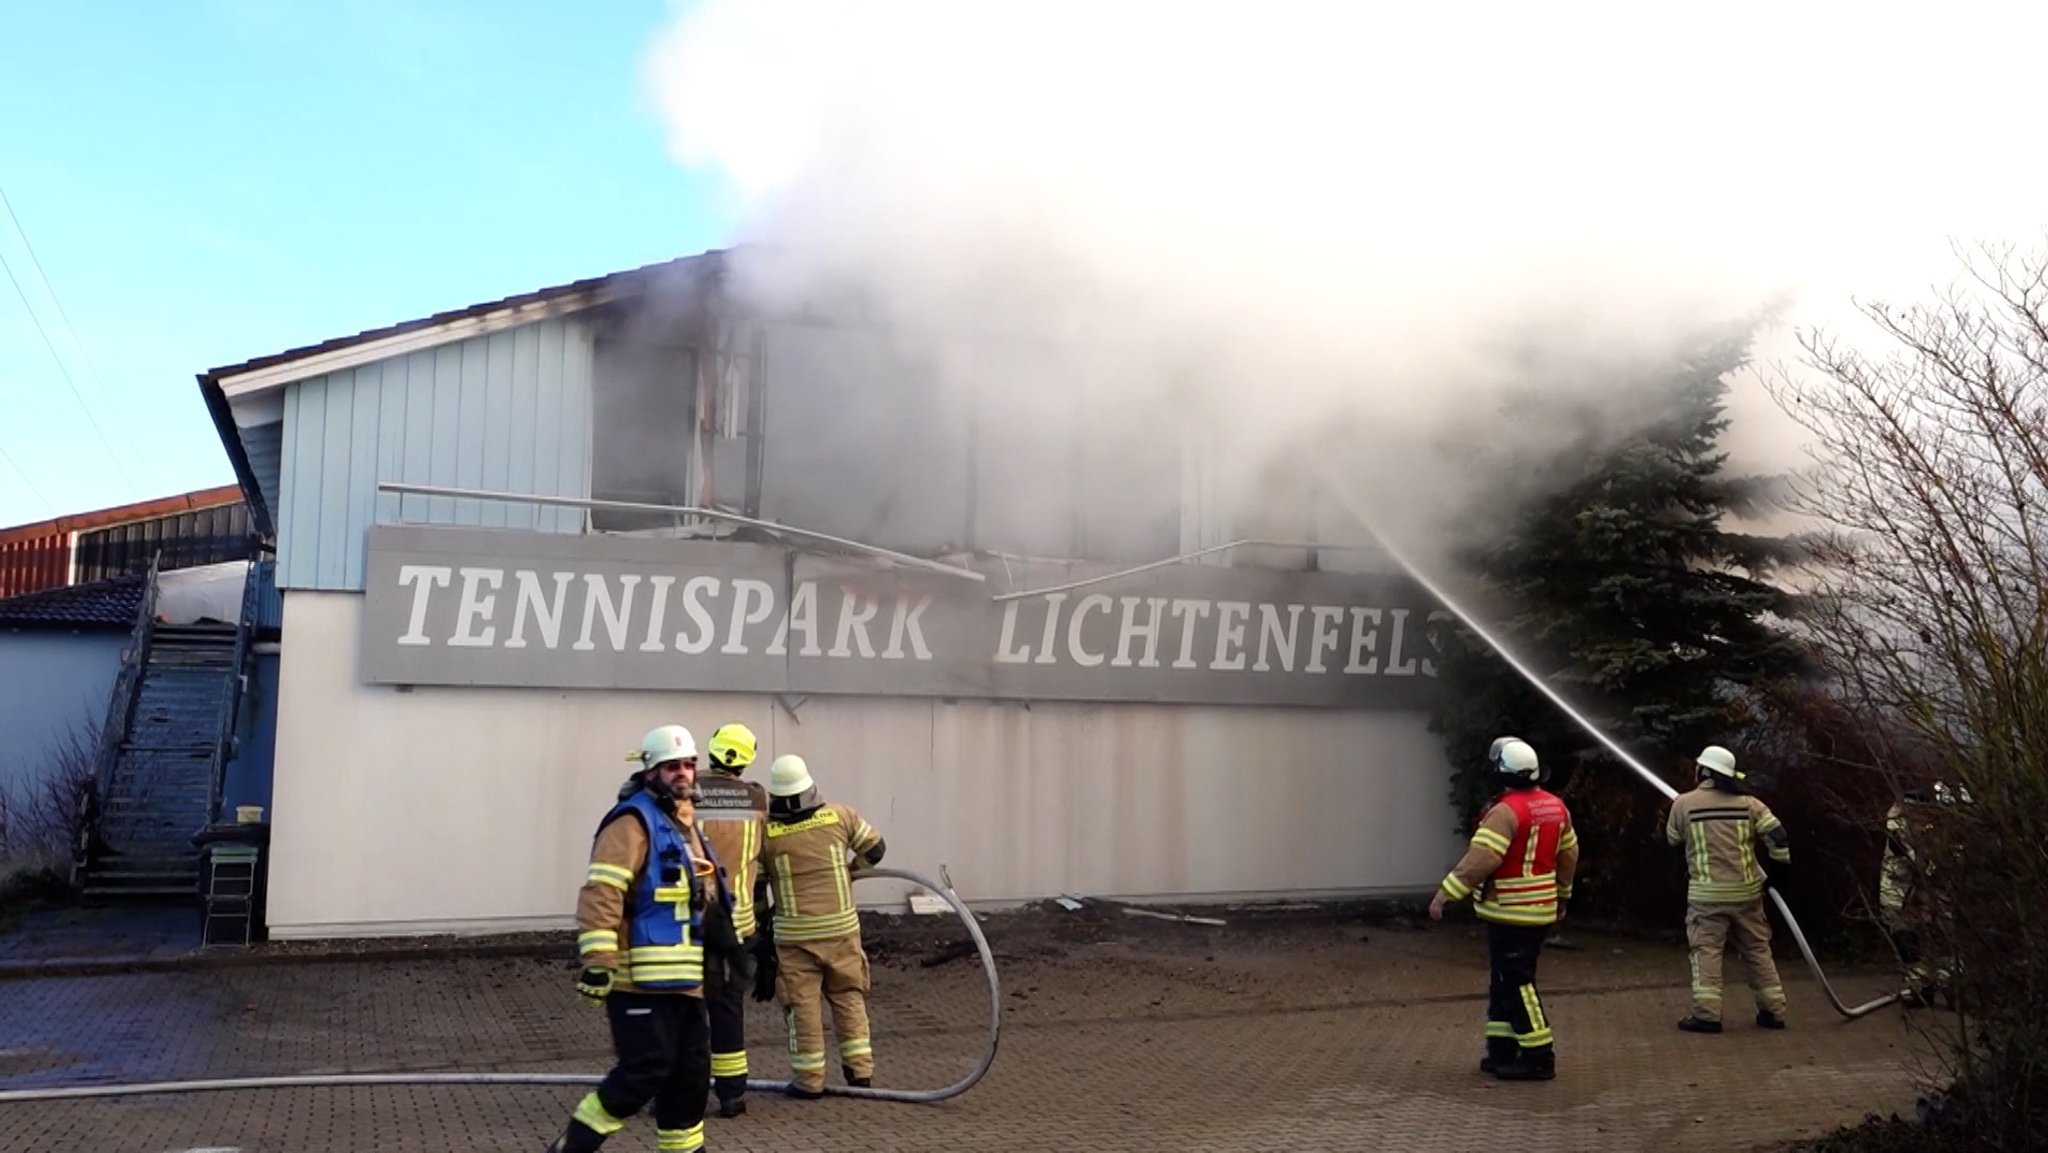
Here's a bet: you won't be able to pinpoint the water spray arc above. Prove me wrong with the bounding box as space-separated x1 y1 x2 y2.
1324 487 1898 1022
0 867 1000 1106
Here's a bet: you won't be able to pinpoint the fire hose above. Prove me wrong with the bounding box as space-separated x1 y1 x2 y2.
1326 489 1901 1021
0 866 1000 1105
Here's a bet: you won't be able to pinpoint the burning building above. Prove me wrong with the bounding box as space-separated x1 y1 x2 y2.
197 250 1461 939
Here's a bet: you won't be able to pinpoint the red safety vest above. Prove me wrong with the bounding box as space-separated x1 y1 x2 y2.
1477 788 1570 926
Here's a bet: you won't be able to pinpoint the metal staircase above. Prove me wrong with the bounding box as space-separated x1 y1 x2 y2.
75 556 256 901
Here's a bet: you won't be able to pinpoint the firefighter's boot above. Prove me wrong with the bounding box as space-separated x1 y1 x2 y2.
1756 1008 1787 1030
544 1121 606 1153
1492 1049 1556 1082
1677 1016 1723 1033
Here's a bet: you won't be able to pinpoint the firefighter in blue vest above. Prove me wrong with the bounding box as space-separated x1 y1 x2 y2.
544 724 738 1153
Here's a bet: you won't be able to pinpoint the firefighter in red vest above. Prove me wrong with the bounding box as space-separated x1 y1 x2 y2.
1429 736 1581 1081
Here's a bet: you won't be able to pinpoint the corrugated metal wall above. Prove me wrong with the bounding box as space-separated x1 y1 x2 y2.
0 533 69 598
73 502 254 583
275 318 593 590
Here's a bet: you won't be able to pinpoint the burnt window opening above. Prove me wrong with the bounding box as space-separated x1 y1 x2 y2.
589 320 762 534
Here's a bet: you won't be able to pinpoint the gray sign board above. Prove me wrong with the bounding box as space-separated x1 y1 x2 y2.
362 525 1448 709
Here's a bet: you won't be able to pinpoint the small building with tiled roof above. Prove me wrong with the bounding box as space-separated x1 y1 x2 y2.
0 577 144 854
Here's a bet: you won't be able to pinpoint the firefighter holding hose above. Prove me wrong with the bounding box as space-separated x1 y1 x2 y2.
1665 745 1792 1033
760 753 888 1098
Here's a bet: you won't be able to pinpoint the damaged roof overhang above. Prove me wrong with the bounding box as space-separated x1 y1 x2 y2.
191 251 733 543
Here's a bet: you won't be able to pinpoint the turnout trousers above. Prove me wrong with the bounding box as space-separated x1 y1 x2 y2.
777 934 874 1093
555 992 710 1153
1686 901 1786 1023
703 947 751 1104
1485 922 1555 1069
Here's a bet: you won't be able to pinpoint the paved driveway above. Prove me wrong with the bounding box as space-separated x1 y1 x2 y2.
0 908 1932 1151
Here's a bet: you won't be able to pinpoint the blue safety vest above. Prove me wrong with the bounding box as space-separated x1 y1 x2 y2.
604 790 727 990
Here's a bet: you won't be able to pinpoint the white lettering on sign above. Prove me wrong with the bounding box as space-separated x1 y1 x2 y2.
1168 598 1211 669
365 526 1445 708
882 593 933 660
1211 601 1251 671
1067 594 1113 668
724 579 777 655
506 570 574 650
574 574 640 652
1112 596 1167 669
449 567 502 648
1306 605 1345 673
641 575 677 653
396 564 451 646
673 576 719 655
829 587 881 658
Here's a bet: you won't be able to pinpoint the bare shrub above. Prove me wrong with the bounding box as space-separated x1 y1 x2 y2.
0 718 100 876
1766 237 2048 1148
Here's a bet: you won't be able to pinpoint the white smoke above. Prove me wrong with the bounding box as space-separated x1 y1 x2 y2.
642 0 2048 558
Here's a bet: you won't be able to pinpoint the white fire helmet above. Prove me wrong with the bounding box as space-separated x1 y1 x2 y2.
1696 745 1743 782
769 754 815 798
630 724 697 769
1492 738 1541 783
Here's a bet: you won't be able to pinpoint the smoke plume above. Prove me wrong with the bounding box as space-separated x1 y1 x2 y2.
641 1 2048 568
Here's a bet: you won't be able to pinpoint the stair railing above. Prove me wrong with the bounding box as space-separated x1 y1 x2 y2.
72 552 163 888
205 553 265 830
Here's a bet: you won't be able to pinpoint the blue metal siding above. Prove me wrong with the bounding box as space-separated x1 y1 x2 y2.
274 318 593 590
250 557 284 632
242 422 285 529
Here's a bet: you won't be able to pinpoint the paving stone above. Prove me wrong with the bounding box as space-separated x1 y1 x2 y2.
0 917 1929 1151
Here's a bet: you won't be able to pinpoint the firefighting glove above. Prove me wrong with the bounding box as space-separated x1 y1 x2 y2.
576 966 613 1003
700 895 744 957
730 939 757 987
751 945 780 1003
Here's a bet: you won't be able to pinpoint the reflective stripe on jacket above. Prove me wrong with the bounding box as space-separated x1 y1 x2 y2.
1664 782 1789 905
764 802 882 943
576 790 722 992
697 775 769 939
1440 787 1580 927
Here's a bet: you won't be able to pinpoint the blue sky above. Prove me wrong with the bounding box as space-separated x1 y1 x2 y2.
0 1 739 528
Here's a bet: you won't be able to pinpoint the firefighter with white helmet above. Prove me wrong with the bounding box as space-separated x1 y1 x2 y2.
544 724 737 1153
1665 744 1792 1033
1430 736 1580 1081
759 753 887 1097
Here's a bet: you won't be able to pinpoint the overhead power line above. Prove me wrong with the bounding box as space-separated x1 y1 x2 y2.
0 440 56 517
0 241 143 500
0 184 160 489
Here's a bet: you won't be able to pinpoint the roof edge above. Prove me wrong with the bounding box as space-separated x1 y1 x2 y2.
210 285 618 398
200 375 276 538
199 249 729 398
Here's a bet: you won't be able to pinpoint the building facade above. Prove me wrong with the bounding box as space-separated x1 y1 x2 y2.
0 485 253 598
200 252 1464 939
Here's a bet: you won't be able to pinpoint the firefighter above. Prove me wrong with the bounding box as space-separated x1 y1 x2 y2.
1879 783 1966 1008
1429 736 1580 1082
695 722 776 1116
1665 744 1792 1033
544 725 740 1153
760 753 887 1098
